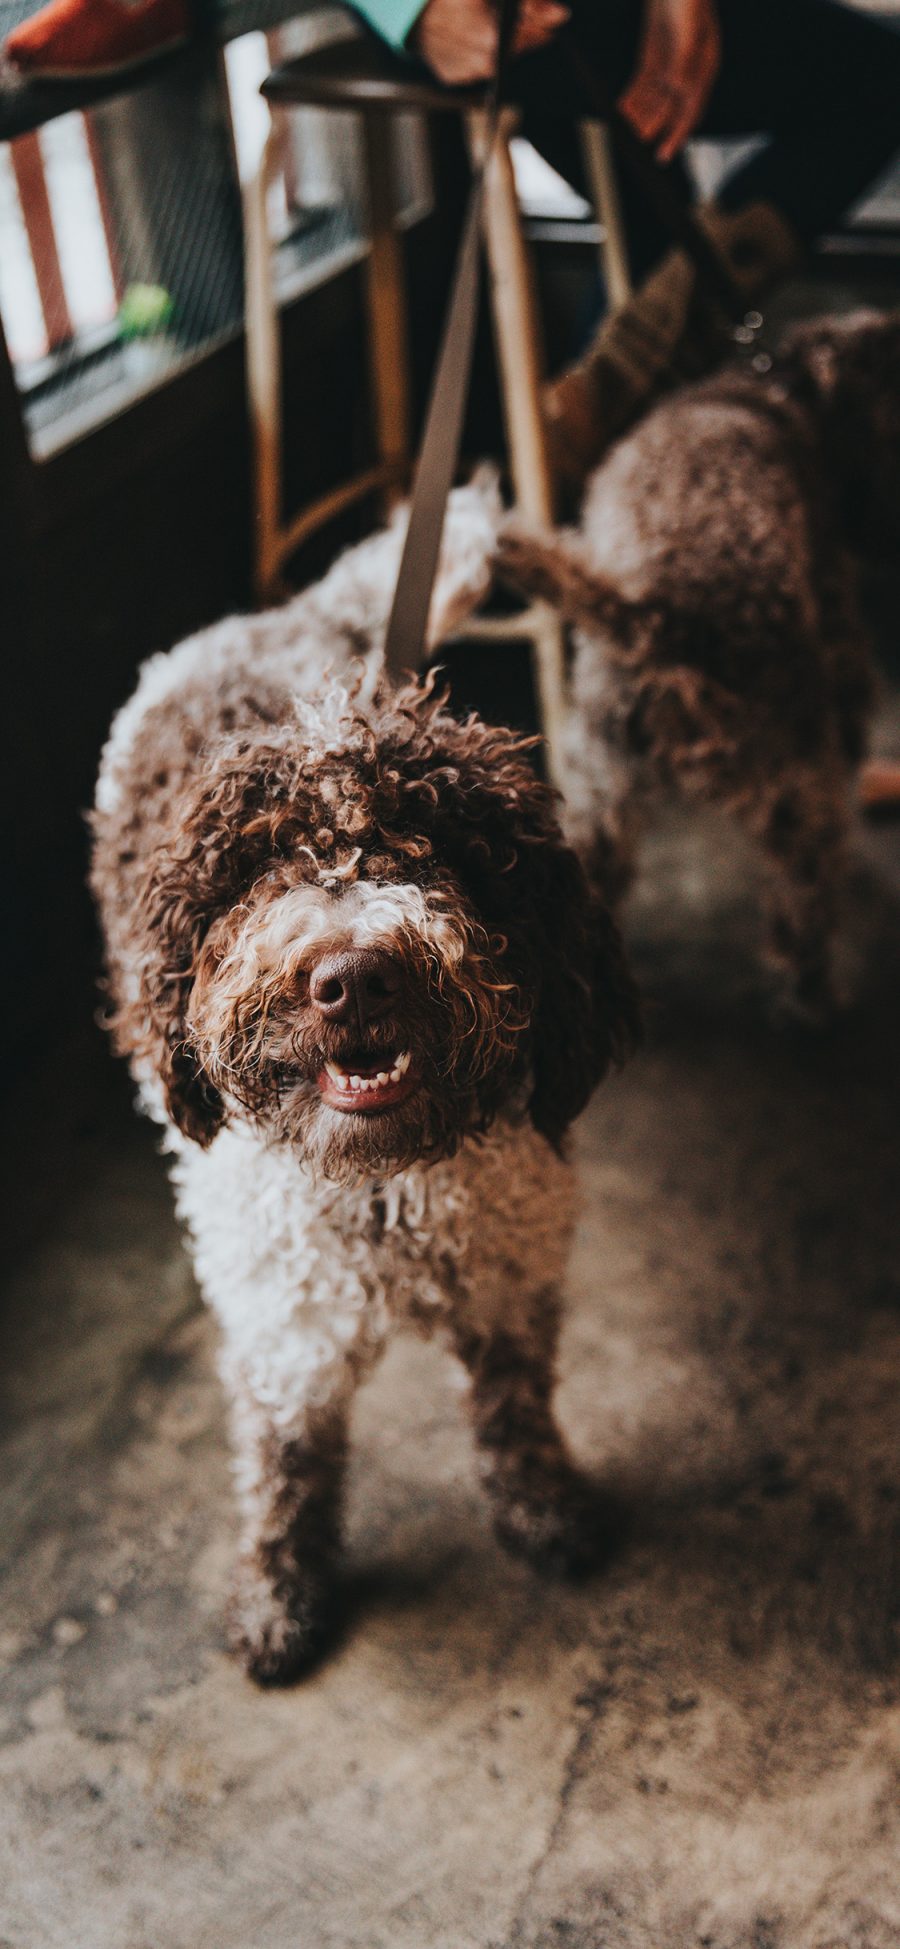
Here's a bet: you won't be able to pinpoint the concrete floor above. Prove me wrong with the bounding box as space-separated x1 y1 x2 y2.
3 743 900 1948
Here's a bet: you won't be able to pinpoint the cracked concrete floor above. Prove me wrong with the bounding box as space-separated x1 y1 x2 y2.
2 762 900 1949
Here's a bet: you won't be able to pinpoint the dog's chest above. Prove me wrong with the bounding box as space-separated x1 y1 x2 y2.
172 1117 574 1346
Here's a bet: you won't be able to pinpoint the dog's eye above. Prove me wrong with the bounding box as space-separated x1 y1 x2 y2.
292 969 311 1000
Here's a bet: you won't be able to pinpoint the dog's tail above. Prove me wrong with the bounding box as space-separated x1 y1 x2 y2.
497 519 751 801
494 520 664 669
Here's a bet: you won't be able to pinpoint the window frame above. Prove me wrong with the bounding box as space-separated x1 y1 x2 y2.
1 11 433 463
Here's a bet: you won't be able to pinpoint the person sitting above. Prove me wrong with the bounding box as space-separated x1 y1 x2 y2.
7 0 899 802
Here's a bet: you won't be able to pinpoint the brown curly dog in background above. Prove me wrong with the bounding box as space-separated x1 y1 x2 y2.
498 311 900 1018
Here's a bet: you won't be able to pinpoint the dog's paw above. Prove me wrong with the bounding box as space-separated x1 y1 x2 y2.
491 1470 625 1582
227 1558 334 1686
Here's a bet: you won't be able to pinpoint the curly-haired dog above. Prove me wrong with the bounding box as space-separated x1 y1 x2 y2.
497 310 900 1017
91 479 638 1684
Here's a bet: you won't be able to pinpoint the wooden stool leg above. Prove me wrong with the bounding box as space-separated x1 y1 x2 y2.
579 119 632 310
244 121 285 606
361 109 411 513
467 107 568 789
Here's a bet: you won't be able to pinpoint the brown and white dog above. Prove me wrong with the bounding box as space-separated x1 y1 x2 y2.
498 311 900 1017
91 479 638 1684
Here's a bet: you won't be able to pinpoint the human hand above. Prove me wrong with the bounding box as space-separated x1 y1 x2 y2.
412 0 569 87
619 0 720 162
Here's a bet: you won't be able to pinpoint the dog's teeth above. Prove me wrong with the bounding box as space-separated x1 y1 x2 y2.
326 1055 410 1095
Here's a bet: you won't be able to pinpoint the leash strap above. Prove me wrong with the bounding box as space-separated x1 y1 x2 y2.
382 0 520 681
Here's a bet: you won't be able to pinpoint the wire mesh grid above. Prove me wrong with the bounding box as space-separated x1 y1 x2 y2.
0 7 414 455
8 0 897 458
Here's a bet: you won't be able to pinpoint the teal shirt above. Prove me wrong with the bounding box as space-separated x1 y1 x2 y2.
352 0 427 49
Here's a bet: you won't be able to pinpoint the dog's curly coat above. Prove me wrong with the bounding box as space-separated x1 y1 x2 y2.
497 311 900 1015
91 479 638 1684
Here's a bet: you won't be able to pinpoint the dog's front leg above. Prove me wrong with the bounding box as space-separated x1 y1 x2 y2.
226 1380 353 1685
452 1302 618 1580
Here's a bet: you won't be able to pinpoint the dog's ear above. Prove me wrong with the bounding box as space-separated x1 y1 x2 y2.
383 694 640 1145
130 772 248 1145
129 737 320 1145
517 839 640 1149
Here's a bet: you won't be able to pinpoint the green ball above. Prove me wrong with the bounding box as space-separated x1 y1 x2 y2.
118 283 175 341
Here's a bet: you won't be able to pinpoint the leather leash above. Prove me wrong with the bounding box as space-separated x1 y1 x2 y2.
382 0 520 681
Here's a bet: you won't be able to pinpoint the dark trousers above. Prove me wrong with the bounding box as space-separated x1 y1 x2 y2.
507 0 900 280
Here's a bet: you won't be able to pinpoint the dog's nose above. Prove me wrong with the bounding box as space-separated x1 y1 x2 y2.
309 949 402 1028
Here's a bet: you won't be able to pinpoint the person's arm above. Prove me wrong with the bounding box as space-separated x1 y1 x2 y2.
619 0 721 162
353 0 569 83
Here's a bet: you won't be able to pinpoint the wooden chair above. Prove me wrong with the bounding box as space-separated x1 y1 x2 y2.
243 33 632 784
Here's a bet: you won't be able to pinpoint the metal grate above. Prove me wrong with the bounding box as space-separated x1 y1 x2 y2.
0 6 432 457
1 57 243 455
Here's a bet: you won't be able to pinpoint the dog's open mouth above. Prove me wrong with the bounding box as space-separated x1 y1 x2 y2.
317 1046 418 1115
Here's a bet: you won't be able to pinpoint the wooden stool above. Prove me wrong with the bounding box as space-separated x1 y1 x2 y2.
244 35 631 784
